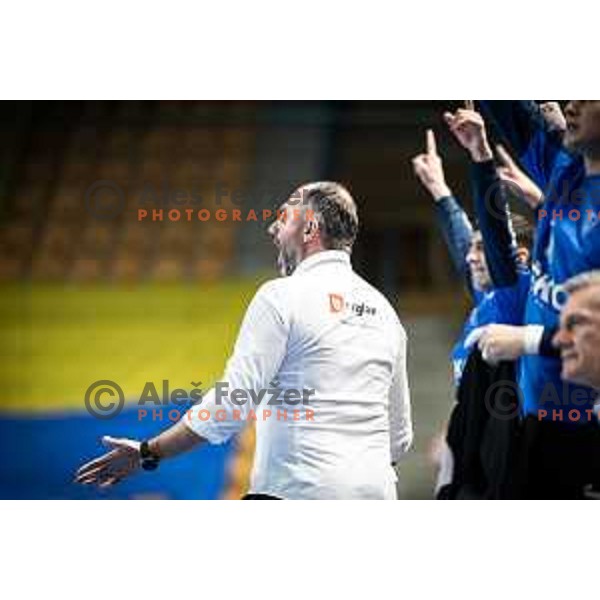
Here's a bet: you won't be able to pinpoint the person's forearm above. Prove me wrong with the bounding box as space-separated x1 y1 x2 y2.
522 186 544 210
471 159 519 288
478 101 564 191
478 101 543 158
434 195 474 289
148 419 206 459
428 182 453 202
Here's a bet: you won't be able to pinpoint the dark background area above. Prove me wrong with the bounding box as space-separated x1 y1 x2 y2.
0 100 477 297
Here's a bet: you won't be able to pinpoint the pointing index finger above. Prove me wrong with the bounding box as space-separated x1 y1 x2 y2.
464 100 475 111
426 129 437 155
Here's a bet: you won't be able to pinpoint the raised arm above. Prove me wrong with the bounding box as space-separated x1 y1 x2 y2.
477 100 566 191
495 144 544 210
412 129 475 295
444 106 519 289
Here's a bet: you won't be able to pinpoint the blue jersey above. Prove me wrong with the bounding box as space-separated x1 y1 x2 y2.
481 101 600 422
452 272 530 384
438 159 530 387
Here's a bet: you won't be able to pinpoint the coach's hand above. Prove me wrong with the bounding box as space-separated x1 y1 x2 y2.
444 102 493 163
75 435 141 487
412 129 452 201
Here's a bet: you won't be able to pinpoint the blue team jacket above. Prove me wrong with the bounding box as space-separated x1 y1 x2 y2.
480 101 600 423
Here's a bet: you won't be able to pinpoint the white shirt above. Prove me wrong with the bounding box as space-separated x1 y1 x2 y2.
185 250 412 499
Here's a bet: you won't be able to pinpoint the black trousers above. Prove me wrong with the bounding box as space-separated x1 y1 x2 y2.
242 493 281 500
515 416 600 499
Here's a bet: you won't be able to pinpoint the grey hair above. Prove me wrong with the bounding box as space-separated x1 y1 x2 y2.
563 270 600 295
299 181 359 251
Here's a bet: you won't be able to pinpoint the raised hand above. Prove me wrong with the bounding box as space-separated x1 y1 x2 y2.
496 144 544 209
444 102 493 163
75 435 142 488
540 101 567 133
411 129 452 201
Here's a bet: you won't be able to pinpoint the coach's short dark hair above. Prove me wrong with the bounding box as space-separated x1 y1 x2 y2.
301 182 359 250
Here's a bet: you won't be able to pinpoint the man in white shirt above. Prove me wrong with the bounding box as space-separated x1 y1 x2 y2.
75 181 413 499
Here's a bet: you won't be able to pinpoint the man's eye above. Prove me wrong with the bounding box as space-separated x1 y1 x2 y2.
567 316 586 331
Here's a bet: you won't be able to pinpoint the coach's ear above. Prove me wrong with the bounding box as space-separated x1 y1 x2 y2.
303 215 320 243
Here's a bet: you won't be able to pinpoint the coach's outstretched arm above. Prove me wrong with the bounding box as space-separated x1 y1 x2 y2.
74 423 207 487
75 280 289 487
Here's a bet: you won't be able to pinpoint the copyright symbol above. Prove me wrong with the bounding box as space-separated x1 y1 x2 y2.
84 180 125 220
483 179 525 221
85 380 125 420
484 380 522 422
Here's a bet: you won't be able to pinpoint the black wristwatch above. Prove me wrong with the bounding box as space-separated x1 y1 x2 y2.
140 440 161 471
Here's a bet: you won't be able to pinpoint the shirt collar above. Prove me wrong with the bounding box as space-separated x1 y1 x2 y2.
293 250 351 275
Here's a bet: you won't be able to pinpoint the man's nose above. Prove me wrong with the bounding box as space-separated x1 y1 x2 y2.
553 328 569 349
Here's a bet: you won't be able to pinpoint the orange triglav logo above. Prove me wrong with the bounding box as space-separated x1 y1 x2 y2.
328 293 345 313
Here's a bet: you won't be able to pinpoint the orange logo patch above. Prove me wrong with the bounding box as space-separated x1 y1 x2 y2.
328 293 345 313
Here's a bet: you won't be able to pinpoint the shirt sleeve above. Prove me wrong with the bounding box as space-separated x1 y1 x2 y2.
184 280 290 444
539 326 561 358
434 195 475 298
389 322 413 464
477 100 565 191
471 159 519 288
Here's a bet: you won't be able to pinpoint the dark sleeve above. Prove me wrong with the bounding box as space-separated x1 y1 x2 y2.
477 101 565 190
434 195 475 297
471 159 519 288
539 326 560 358
582 179 600 267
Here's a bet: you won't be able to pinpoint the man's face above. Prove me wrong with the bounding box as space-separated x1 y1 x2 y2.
267 192 308 277
553 285 600 390
563 101 600 155
466 231 492 292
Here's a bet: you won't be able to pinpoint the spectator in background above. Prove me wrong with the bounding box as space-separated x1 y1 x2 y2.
554 271 600 392
464 102 567 364
411 118 533 498
412 128 532 387
473 100 600 498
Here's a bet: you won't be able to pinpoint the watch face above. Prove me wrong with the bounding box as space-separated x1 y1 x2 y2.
140 441 150 458
140 441 157 459
141 458 159 471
